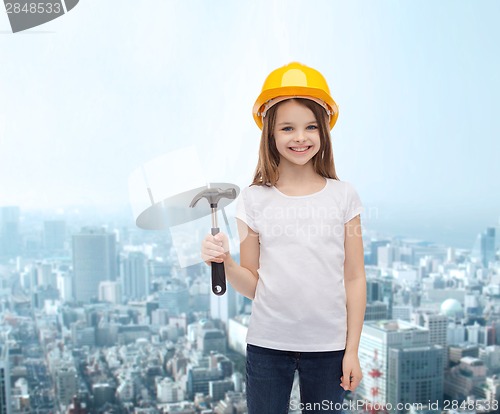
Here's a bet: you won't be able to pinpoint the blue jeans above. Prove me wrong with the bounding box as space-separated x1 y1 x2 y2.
246 343 347 414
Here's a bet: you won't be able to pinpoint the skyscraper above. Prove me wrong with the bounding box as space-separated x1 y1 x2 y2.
0 206 20 259
387 345 444 410
472 226 497 267
72 227 117 303
120 252 149 301
0 342 11 414
55 366 78 407
480 227 496 267
412 310 448 348
367 277 393 318
358 319 444 409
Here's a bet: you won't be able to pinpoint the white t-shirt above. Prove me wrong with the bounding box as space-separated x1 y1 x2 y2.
234 177 364 352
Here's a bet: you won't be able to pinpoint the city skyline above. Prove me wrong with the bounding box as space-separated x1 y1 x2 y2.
0 205 498 413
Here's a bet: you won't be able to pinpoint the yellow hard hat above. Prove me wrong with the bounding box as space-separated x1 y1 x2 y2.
253 61 339 130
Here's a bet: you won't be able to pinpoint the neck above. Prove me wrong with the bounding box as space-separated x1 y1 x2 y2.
277 161 319 185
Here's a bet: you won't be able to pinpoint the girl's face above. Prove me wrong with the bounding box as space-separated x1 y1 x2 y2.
273 99 321 167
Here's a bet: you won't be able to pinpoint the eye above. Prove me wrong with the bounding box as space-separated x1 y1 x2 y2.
282 126 293 131
307 125 318 130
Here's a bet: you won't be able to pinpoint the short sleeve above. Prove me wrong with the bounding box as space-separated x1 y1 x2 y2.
235 186 258 233
344 182 364 224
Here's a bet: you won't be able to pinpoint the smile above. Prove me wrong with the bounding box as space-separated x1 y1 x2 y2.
288 146 312 153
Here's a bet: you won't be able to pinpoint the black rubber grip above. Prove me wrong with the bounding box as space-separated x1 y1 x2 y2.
211 261 227 296
211 227 227 296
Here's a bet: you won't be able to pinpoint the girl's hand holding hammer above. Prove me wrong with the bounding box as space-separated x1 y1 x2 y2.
201 232 230 266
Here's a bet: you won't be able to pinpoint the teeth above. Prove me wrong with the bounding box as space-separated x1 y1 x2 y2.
290 146 310 152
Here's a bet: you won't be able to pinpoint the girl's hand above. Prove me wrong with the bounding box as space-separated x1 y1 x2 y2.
340 351 363 392
201 232 230 266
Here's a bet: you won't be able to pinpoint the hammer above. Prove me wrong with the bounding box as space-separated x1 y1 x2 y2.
189 186 237 296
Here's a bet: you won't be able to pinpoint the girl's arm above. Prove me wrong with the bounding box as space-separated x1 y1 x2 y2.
344 214 366 353
224 218 260 300
341 214 366 391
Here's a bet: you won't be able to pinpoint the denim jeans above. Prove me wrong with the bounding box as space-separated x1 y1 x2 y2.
246 343 347 414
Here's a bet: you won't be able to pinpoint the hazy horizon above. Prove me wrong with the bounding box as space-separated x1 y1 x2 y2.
1 0 499 250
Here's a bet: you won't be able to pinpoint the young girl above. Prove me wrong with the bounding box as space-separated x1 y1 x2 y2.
201 62 366 414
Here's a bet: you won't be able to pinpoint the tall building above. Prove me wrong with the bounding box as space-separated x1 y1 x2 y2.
120 252 149 301
387 345 444 411
55 366 78 407
57 271 73 302
472 227 496 267
480 227 496 267
412 311 448 346
72 227 117 303
367 277 393 318
358 320 443 409
367 278 384 302
0 342 11 414
0 206 20 259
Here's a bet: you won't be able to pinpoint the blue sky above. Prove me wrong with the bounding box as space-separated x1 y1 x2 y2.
0 0 498 248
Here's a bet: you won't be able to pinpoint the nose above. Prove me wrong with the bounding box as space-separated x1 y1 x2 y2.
293 131 307 143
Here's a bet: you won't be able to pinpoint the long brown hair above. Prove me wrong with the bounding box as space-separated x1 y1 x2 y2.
250 98 340 187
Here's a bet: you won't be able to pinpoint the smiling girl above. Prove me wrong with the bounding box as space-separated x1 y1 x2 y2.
201 61 366 414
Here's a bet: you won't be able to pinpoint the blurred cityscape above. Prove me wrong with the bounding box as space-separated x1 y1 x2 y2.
0 205 499 414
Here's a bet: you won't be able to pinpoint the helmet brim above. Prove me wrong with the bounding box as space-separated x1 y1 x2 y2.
253 86 339 130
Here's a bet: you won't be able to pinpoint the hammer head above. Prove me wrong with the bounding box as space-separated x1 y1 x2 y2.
189 187 237 208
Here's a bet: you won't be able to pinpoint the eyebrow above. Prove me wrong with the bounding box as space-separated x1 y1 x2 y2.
276 120 317 126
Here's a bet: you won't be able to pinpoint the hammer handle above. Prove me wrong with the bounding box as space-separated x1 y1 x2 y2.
211 227 227 296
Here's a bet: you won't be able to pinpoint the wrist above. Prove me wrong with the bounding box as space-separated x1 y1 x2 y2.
225 252 235 268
